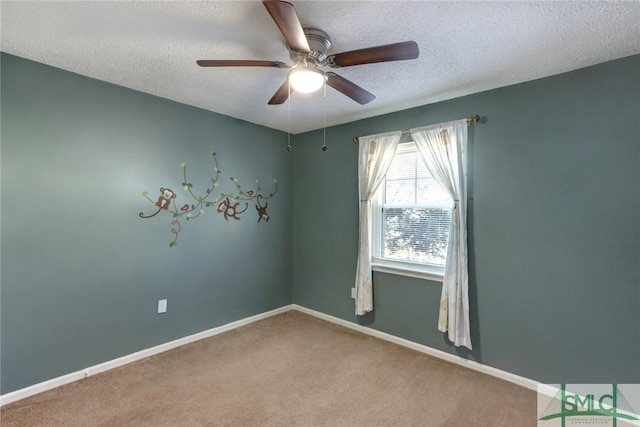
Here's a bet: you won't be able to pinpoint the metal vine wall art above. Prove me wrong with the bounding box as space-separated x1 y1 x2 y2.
138 151 278 247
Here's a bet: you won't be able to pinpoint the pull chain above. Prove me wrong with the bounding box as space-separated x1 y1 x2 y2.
286 80 292 152
321 80 327 152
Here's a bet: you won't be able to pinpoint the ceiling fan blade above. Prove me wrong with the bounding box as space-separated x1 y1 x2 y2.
197 60 288 68
263 0 310 53
328 41 419 68
268 80 293 105
326 72 375 105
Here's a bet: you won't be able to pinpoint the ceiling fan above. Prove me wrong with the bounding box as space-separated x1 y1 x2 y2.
196 0 419 106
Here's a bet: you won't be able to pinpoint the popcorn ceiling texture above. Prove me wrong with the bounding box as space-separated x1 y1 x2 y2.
2 1 639 134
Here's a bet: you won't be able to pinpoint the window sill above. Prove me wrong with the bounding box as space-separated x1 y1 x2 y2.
372 260 444 283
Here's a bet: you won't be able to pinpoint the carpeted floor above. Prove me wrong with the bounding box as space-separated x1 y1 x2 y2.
1 311 537 426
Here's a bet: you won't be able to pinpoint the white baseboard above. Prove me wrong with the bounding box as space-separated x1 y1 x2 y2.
291 304 541 392
0 304 294 406
2 302 541 406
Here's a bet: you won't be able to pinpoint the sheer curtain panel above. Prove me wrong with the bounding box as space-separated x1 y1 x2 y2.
410 120 472 349
354 131 401 315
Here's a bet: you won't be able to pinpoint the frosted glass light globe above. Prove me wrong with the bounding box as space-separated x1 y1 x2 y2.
288 68 325 93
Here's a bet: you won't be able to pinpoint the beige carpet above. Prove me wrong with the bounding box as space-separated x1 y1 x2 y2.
1 311 537 426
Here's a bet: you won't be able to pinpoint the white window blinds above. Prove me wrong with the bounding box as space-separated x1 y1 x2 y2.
381 145 452 266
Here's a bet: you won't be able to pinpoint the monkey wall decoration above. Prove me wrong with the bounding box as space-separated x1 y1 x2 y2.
255 194 270 223
217 197 248 221
139 151 279 247
139 187 177 218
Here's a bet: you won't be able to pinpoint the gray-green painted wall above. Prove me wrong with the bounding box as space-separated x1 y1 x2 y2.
1 53 293 394
2 52 638 395
292 54 640 384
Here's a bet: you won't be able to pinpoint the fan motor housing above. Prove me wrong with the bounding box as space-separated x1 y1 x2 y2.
289 28 332 64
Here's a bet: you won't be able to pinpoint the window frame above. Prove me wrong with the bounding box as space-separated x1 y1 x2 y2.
371 142 451 282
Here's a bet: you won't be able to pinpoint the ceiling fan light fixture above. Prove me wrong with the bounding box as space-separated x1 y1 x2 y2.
288 67 326 93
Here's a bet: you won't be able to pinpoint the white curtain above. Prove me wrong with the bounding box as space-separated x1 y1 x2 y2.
410 120 471 349
354 131 401 315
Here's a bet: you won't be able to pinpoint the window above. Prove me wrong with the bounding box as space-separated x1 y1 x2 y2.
371 142 452 281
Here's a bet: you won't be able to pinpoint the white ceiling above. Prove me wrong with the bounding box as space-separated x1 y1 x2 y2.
2 1 639 134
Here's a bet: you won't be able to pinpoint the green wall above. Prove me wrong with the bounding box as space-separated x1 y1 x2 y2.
2 52 638 395
292 54 640 384
0 53 293 394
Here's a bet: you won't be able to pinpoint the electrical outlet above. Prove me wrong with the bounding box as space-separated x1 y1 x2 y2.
157 299 167 313
351 288 356 299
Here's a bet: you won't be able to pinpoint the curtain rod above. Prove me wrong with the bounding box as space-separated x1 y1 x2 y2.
352 114 480 144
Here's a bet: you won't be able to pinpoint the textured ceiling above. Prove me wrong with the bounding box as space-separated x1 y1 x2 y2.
2 1 639 134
